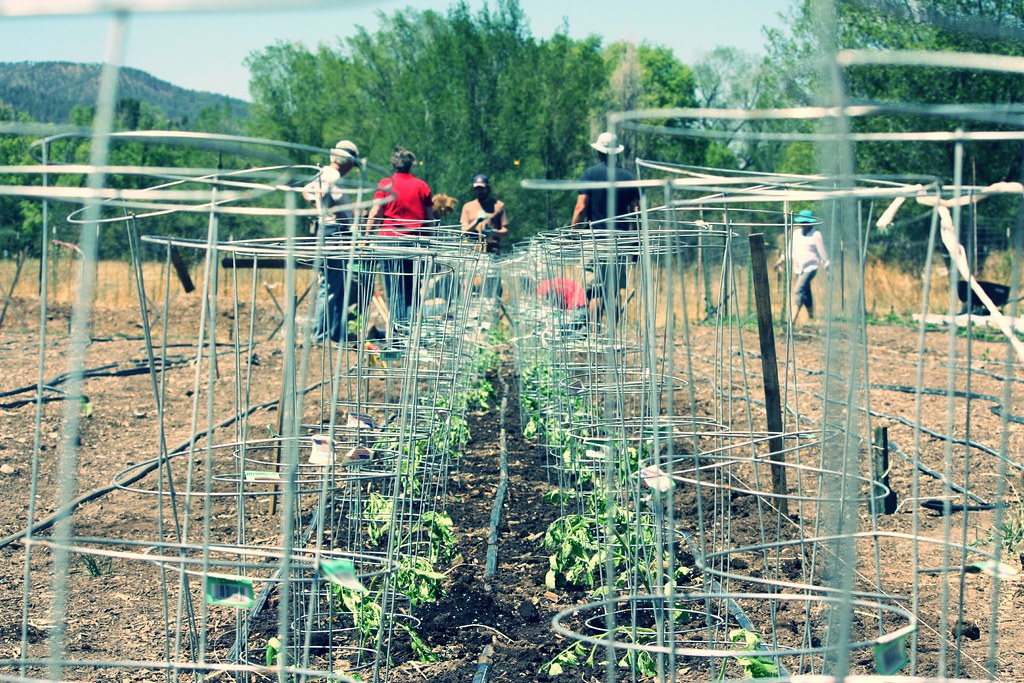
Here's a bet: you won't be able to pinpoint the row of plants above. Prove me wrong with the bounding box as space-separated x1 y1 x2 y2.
518 357 781 680
320 321 507 675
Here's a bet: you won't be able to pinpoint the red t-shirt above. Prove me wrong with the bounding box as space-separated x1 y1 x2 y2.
537 278 586 310
374 172 432 236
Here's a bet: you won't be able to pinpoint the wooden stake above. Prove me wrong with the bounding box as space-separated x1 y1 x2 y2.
749 234 788 516
874 426 897 514
269 378 287 517
169 245 195 293
0 248 27 332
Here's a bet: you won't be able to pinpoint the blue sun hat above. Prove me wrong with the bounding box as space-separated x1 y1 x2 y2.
794 209 817 224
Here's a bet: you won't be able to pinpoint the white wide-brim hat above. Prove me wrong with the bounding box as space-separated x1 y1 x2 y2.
330 140 360 163
590 131 624 154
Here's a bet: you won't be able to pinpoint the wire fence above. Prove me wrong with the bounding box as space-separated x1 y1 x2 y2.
2 1 1024 682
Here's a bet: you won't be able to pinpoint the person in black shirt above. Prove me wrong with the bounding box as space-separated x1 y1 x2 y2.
570 132 640 324
571 132 640 229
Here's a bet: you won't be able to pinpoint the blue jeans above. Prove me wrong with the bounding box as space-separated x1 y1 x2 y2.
793 268 818 311
312 258 368 342
384 257 416 326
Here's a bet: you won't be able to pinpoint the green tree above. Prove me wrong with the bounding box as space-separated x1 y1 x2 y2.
765 0 1024 263
601 41 706 169
693 47 786 171
244 0 609 239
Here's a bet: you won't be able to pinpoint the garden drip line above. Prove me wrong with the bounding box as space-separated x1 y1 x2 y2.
731 389 1003 509
472 643 494 683
870 382 1024 426
919 499 1008 512
722 379 1023 474
0 381 325 550
887 438 992 507
0 354 192 407
484 374 510 579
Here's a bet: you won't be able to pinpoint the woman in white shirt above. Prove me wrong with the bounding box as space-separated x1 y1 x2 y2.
775 209 830 324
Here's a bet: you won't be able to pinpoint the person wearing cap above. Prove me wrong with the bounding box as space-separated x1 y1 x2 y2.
775 209 831 324
460 174 509 254
571 132 640 324
365 146 435 326
302 139 367 343
460 174 509 300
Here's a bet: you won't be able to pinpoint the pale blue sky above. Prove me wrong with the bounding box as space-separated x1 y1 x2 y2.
0 1 792 101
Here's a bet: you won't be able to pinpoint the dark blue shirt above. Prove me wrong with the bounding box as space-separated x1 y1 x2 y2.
579 162 639 229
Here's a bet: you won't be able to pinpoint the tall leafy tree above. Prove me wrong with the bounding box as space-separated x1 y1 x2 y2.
601 41 706 169
693 47 783 170
245 1 617 238
764 0 1024 261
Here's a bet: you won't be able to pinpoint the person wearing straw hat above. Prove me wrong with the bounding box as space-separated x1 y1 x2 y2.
775 209 830 324
570 132 640 230
302 139 366 344
571 132 640 324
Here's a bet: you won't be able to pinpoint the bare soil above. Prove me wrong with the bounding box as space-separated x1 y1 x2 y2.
0 298 1021 682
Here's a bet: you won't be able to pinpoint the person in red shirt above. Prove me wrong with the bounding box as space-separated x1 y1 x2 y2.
365 146 435 325
537 277 589 328
537 277 586 310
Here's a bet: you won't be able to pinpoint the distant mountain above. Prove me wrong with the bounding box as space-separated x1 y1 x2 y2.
0 61 249 124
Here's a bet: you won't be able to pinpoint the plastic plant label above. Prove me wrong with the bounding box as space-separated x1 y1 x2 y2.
379 349 402 362
346 446 373 461
206 574 254 608
346 412 375 430
873 631 910 675
318 558 365 591
245 470 283 483
640 464 675 493
309 435 334 465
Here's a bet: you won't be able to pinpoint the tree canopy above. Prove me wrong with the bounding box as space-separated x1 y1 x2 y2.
5 0 1024 264
244 0 700 241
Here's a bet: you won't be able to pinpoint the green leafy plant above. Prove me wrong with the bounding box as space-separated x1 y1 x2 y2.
332 582 438 664
76 553 112 578
465 378 495 411
979 503 1024 553
332 507 457 665
540 627 657 678
420 510 459 565
541 641 589 677
406 625 438 663
728 629 779 679
80 394 93 418
447 414 470 455
395 556 447 607
363 491 392 546
543 513 604 590
265 636 283 667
